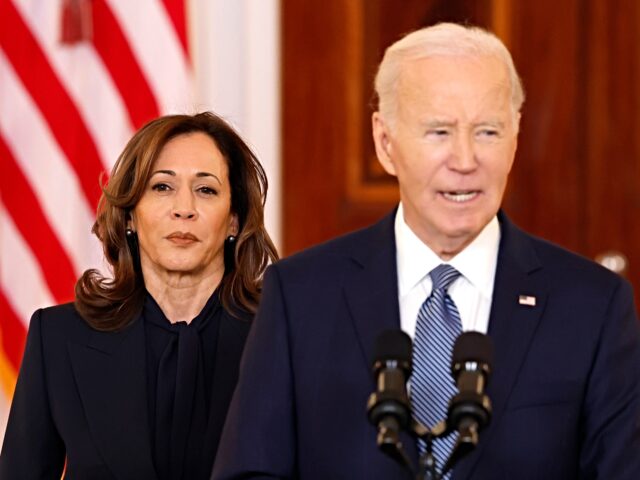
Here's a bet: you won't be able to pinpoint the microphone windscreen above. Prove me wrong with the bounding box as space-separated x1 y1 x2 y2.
373 330 412 365
452 331 493 367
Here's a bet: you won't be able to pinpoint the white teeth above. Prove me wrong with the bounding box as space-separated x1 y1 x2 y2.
442 191 478 202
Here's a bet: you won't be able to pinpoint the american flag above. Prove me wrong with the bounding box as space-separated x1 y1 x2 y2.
0 0 195 442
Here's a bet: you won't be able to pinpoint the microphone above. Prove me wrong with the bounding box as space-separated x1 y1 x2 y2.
367 330 413 468
442 331 493 474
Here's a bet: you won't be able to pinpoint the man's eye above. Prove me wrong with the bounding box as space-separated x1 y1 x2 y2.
478 129 499 137
427 129 449 137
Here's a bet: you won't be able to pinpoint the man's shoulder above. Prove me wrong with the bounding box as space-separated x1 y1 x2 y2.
525 230 607 272
506 218 627 292
275 212 395 274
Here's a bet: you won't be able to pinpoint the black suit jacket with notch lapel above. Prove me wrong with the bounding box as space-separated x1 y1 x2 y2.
0 301 250 479
213 210 640 480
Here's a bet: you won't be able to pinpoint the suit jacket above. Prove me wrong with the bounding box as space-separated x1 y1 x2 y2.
213 211 640 480
0 301 250 479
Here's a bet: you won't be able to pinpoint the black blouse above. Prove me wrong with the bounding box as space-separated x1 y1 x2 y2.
143 289 223 480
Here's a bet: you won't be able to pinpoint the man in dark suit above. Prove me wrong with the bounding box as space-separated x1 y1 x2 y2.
213 23 640 479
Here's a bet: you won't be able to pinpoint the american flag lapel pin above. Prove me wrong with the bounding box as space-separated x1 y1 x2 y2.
518 295 536 307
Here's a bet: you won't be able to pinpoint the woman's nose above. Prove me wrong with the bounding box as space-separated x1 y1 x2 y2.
171 190 197 219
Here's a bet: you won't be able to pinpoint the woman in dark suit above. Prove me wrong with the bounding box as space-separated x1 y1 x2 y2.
0 112 278 479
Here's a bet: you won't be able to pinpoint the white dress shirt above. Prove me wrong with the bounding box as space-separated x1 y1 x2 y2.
395 203 500 339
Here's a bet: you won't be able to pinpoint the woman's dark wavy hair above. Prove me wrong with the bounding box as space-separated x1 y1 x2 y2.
75 112 278 331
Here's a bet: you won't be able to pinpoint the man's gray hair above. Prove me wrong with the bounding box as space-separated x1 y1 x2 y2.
374 23 525 126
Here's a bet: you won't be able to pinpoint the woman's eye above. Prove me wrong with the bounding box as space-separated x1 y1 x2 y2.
151 183 172 192
198 186 218 196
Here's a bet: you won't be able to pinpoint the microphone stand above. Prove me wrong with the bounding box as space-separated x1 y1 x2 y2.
375 416 415 474
367 331 493 479
371 414 476 480
417 432 438 480
441 419 479 475
370 387 489 479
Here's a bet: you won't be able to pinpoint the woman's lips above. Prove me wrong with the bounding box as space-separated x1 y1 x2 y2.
166 232 199 244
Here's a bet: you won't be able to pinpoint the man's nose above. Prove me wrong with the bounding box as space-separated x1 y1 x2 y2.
448 134 477 173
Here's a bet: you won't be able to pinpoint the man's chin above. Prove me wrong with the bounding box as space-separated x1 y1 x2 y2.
440 219 487 247
443 217 481 234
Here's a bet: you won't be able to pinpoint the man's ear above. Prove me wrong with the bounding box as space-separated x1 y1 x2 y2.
372 112 397 176
507 112 521 173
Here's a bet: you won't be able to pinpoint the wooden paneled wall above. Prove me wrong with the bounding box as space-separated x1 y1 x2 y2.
281 0 640 300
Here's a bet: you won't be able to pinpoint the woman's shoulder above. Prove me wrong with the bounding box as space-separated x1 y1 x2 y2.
37 302 83 322
31 302 96 341
38 301 77 316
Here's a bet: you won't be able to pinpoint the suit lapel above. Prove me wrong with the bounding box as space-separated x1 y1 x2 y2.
68 317 157 479
336 210 548 477
454 213 548 480
342 211 420 467
343 212 401 372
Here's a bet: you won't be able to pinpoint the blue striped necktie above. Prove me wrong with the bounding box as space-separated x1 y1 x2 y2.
412 264 462 476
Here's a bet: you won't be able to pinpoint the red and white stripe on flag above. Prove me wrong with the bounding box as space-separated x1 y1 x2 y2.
0 0 194 441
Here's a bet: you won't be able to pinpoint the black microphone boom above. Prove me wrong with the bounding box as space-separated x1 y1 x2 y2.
367 330 414 471
442 331 494 475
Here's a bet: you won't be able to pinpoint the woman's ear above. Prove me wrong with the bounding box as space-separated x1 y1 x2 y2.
127 211 136 232
228 213 239 236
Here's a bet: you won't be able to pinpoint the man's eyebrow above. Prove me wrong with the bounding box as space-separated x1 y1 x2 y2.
475 119 506 126
424 119 456 128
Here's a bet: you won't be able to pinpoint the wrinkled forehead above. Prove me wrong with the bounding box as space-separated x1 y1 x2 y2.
395 55 514 117
398 54 511 93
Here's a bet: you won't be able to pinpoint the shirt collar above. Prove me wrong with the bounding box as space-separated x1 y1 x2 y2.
143 287 221 331
395 203 500 300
